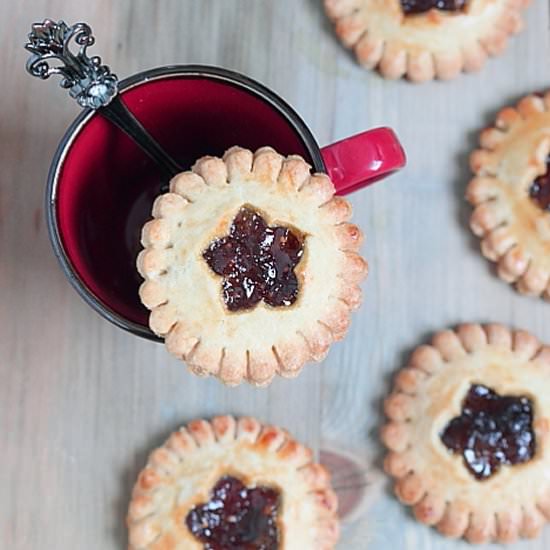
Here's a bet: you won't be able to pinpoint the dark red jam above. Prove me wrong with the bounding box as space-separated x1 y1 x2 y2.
530 155 550 211
185 476 280 550
203 207 304 312
401 0 467 15
441 384 535 480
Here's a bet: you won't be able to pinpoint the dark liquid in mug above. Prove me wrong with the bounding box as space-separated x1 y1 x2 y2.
57 76 313 328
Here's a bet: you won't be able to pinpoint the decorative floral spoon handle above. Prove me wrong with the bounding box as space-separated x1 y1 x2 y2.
25 19 183 182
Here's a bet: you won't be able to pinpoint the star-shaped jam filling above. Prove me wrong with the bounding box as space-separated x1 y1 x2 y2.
441 384 535 480
401 0 467 15
203 207 304 312
185 476 280 550
530 154 550 212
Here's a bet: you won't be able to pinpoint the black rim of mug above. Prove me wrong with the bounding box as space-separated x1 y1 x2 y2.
46 64 326 342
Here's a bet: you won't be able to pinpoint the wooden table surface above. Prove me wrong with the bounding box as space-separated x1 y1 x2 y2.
2 1 550 548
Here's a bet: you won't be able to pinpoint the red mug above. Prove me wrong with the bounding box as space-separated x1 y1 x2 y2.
47 65 405 340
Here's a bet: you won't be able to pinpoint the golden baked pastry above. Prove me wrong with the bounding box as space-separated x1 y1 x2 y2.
324 0 530 82
382 324 550 543
468 92 550 299
127 416 339 549
137 146 367 386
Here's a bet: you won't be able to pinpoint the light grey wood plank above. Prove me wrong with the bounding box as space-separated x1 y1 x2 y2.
1 1 550 549
317 0 550 548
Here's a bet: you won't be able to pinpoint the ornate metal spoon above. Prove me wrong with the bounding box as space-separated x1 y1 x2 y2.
25 19 183 183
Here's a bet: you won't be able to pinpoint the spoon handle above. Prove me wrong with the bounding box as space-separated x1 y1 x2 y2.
101 96 182 180
25 19 182 181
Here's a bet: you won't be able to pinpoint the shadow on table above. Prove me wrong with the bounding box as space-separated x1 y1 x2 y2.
0 118 66 276
304 0 359 67
305 0 334 35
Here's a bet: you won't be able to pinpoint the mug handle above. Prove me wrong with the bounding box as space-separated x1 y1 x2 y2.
321 128 406 195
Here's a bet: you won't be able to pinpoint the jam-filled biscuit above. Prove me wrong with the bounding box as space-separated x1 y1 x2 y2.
382 324 550 543
137 146 367 386
127 416 339 549
467 92 550 299
324 0 530 82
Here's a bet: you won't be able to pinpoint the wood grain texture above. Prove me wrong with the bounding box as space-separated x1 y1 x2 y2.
1 1 549 549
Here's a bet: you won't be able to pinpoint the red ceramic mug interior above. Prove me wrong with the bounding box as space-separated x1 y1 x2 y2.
47 65 406 340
